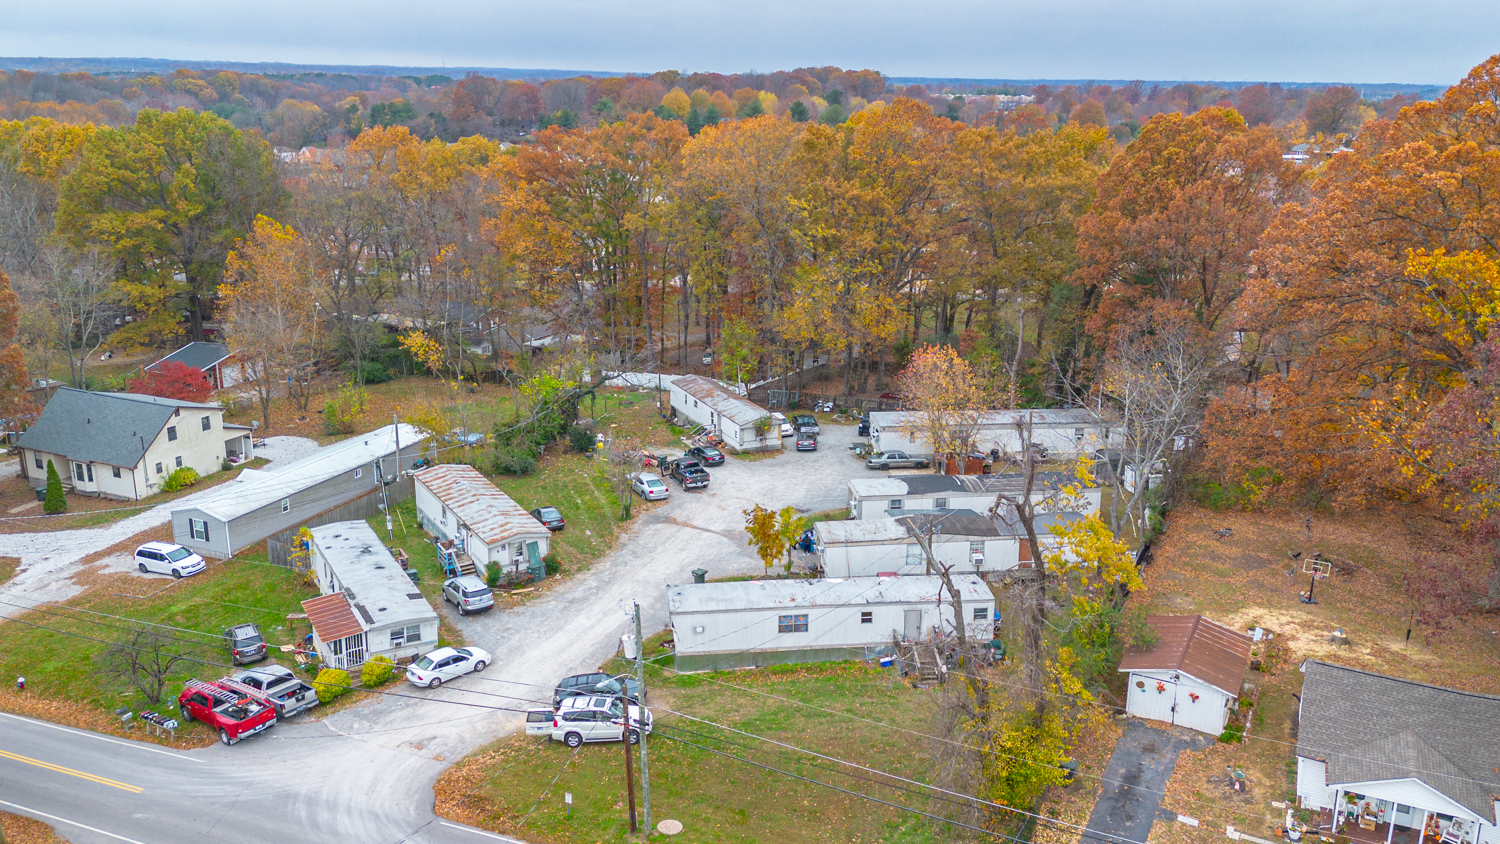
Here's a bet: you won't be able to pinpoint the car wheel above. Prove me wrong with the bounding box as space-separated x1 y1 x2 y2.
627 729 641 745
428 677 443 689
171 569 181 578
457 604 467 616
880 462 890 470
219 729 233 746
138 562 148 573
473 660 487 672
564 732 584 748
179 704 194 722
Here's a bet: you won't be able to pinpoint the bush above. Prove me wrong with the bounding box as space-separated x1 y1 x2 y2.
485 561 502 588
322 383 368 436
221 458 233 472
349 360 393 384
489 448 537 476
313 668 351 704
543 552 562 576
567 425 596 453
360 655 395 688
43 460 66 514
1219 724 1245 744
161 467 200 493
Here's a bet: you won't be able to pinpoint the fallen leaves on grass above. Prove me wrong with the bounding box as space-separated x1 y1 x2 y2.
0 687 213 749
1 810 66 844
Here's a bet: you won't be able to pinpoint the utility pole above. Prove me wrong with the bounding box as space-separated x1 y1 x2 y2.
635 601 651 832
623 681 637 833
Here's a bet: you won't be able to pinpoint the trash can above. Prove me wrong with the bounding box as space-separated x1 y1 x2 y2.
691 568 708 584
34 487 46 502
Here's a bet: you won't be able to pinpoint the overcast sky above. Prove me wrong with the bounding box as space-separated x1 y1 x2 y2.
4 0 1496 84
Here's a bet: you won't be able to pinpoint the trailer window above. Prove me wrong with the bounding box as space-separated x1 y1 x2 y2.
777 614 808 634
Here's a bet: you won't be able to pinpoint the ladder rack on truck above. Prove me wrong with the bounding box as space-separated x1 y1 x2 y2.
184 679 269 706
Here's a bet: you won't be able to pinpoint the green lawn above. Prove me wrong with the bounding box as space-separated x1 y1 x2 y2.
444 640 962 844
0 551 317 725
496 454 622 573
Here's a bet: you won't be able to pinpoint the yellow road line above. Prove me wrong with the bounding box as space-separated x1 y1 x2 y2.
0 749 143 793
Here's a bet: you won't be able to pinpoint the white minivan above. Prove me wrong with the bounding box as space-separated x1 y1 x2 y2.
133 541 207 578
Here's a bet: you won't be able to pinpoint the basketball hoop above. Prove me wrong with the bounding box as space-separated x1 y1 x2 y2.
1303 557 1332 579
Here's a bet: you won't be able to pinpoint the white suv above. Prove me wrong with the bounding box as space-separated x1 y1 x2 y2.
549 695 654 748
134 542 207 578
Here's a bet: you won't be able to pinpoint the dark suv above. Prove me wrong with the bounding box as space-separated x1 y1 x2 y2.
553 672 611 708
669 458 711 489
225 623 268 665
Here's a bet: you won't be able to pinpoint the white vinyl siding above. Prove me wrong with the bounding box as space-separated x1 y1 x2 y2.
1296 757 1337 810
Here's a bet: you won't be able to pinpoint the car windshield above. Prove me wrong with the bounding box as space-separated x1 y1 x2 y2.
413 655 434 670
538 507 560 518
165 547 194 562
456 648 472 659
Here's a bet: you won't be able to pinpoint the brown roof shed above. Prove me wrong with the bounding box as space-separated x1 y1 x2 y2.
1117 615 1252 697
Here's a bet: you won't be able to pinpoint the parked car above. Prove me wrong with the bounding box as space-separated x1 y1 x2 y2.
796 433 818 451
530 506 566 531
442 575 495 615
525 707 556 737
230 664 319 718
631 472 670 501
793 414 820 435
858 415 870 437
669 458 711 490
770 412 793 437
405 646 492 688
549 695 654 747
596 675 646 703
865 451 930 470
177 680 277 746
133 541 206 579
225 623 268 665
553 672 611 707
687 445 725 466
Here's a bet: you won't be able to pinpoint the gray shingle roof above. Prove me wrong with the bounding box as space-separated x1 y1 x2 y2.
17 388 221 468
1297 660 1500 820
148 342 232 373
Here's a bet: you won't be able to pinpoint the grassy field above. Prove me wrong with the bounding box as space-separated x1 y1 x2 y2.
438 639 977 844
0 550 318 735
1132 503 1500 844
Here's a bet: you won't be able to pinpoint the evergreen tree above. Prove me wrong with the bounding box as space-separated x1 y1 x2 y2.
44 460 66 514
788 101 810 122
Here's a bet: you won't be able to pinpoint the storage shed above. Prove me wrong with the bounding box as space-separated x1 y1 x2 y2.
302 520 438 670
1119 615 1252 736
868 409 1122 459
668 375 780 453
171 423 426 559
814 509 1083 578
668 574 994 671
412 463 551 577
847 472 1101 520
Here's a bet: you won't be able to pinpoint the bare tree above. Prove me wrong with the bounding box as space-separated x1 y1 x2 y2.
96 627 193 705
34 245 118 388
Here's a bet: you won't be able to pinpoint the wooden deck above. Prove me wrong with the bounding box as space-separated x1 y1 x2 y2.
1314 810 1426 844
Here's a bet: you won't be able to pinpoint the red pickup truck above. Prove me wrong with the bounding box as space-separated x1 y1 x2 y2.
178 679 278 745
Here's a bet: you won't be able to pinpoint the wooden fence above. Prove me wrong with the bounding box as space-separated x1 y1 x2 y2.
266 476 415 569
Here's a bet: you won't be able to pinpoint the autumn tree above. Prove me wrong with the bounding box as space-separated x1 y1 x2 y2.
56 108 283 344
896 344 989 472
127 360 212 403
1303 85 1365 137
742 504 785 574
0 268 34 419
221 216 318 429
31 245 118 389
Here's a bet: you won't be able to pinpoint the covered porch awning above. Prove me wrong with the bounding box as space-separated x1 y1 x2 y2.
301 592 369 671
223 423 254 461
1325 779 1488 844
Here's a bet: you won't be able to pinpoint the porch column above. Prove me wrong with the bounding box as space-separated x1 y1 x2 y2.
1386 804 1396 844
1334 790 1344 832
1418 810 1429 844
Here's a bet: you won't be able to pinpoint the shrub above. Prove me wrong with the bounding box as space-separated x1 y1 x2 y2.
349 360 393 384
127 360 213 402
489 448 537 476
543 552 562 576
567 425 596 453
43 460 66 514
360 655 395 688
313 668 351 704
322 383 368 435
221 458 233 472
161 467 200 493
1219 724 1245 744
485 561 502 588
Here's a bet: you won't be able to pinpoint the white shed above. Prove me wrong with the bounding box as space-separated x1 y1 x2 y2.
867 409 1122 460
846 472 1101 520
412 464 551 577
814 509 1084 578
668 574 994 671
668 374 780 453
304 521 439 669
1118 615 1252 736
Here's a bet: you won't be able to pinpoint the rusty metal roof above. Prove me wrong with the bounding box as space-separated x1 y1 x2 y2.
302 592 364 643
1117 615 1253 696
413 464 549 548
672 375 771 427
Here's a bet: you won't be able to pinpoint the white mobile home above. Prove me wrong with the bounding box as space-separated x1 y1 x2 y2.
668 374 780 453
172 424 426 559
302 521 438 670
668 574 994 671
1118 615 1252 736
867 409 1122 460
412 463 551 577
814 509 1084 578
847 473 1101 520
1294 661 1500 844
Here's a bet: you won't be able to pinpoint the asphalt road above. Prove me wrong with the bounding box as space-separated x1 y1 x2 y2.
1078 719 1214 844
1 423 873 841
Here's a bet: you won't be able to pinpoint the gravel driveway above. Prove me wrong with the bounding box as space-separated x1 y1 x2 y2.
0 436 319 609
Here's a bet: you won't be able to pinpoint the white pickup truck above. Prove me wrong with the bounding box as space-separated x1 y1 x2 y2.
231 664 320 718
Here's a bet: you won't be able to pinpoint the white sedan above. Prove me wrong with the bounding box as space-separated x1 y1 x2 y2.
631 472 670 501
405 646 492 688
